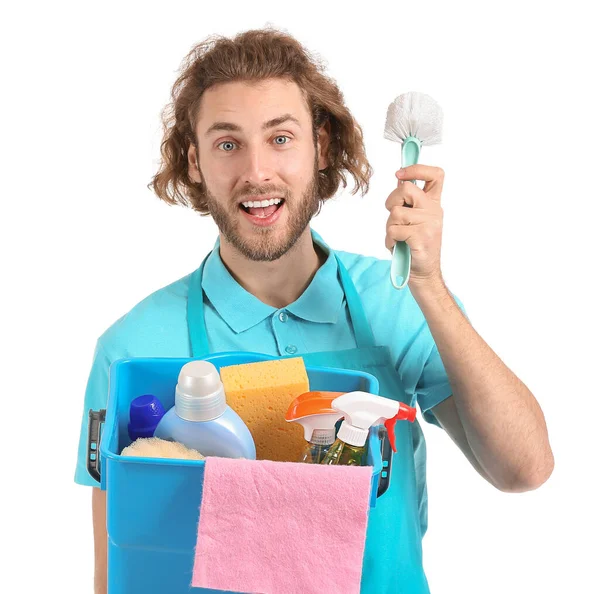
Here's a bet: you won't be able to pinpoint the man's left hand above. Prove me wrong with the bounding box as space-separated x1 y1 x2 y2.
384 164 445 288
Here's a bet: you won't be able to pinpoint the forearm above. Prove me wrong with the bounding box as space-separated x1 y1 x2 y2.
411 276 554 492
92 488 107 594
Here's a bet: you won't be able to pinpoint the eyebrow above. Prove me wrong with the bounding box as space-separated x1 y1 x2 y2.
205 113 302 136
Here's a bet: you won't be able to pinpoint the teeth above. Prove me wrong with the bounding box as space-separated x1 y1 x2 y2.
241 198 282 208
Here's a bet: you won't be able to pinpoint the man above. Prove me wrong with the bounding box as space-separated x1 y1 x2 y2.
75 28 554 594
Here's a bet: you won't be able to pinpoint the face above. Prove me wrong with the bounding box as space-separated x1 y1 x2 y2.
188 78 329 262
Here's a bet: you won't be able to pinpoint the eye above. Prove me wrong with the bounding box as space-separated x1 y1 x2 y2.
217 140 237 152
274 135 291 145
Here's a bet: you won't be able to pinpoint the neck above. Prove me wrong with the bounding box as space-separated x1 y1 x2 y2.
218 228 326 308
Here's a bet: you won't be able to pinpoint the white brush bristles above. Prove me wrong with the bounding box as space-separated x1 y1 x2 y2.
384 92 443 146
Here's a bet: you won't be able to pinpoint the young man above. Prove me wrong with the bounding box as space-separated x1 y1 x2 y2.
75 28 554 594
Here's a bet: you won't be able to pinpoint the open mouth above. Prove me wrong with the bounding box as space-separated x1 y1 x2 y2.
239 197 285 219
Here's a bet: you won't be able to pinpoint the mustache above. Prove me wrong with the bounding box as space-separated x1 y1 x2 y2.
235 185 290 200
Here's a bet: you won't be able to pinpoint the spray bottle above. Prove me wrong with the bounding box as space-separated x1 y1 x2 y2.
321 391 417 466
285 391 344 463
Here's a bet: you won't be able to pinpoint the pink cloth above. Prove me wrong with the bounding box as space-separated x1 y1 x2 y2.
192 456 372 594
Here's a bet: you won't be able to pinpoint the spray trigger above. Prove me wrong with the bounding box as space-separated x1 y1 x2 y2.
383 402 417 453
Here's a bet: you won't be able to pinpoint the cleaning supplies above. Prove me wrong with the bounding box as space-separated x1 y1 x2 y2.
220 357 310 462
285 391 344 463
384 91 443 289
154 360 256 459
321 391 416 466
121 437 205 460
127 394 166 441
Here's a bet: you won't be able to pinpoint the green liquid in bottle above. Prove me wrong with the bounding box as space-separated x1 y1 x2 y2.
320 438 367 466
299 442 332 464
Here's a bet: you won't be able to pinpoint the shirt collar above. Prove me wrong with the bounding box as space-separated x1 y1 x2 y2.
201 228 344 334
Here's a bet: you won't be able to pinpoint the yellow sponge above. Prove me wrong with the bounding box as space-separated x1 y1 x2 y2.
220 357 310 462
121 437 205 460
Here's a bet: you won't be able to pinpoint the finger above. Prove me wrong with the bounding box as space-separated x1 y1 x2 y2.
385 182 426 211
385 225 414 251
388 205 429 227
386 224 430 253
385 223 421 251
397 165 444 200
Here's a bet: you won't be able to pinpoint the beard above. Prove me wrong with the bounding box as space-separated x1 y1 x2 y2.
204 163 320 262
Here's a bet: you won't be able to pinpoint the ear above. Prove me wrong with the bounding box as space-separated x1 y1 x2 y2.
187 143 202 184
316 119 331 171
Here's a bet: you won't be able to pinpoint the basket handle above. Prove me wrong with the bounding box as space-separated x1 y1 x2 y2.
87 409 106 482
377 426 393 498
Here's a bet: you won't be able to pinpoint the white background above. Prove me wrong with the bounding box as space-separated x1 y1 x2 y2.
2 1 599 592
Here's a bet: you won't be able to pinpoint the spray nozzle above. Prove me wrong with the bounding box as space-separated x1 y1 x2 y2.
331 392 417 449
383 403 417 452
285 391 345 442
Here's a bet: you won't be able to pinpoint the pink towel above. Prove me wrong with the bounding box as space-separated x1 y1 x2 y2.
192 457 372 594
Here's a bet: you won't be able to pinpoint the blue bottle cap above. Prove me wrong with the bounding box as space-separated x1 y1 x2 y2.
128 394 166 441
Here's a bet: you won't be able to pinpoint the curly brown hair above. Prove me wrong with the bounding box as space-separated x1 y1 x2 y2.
149 27 373 215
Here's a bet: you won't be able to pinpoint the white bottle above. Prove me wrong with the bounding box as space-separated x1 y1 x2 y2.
154 360 256 459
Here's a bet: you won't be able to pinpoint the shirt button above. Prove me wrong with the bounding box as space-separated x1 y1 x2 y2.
279 311 288 323
285 345 298 355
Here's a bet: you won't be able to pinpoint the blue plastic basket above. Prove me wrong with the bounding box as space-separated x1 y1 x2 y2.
89 352 388 594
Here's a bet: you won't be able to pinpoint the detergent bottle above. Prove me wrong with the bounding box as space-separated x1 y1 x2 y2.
154 360 256 459
321 391 417 466
285 391 344 463
127 394 166 441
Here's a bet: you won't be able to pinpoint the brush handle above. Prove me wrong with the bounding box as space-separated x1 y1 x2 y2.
391 136 421 289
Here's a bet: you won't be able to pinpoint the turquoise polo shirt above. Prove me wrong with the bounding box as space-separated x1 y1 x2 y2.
75 229 464 534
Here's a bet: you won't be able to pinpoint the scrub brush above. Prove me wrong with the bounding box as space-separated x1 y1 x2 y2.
383 92 444 289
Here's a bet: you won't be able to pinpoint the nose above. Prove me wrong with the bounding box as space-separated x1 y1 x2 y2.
240 141 274 186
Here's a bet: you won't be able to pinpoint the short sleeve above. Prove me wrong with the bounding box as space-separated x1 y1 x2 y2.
73 340 112 487
416 293 468 428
